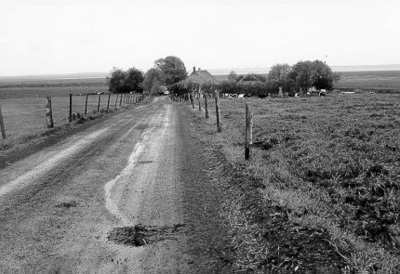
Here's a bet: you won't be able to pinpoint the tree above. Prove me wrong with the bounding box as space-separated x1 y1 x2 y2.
150 82 163 95
143 68 166 92
107 67 127 93
311 60 341 90
154 56 187 86
107 67 144 93
289 60 340 94
289 61 315 94
228 71 238 82
125 67 144 92
268 63 291 89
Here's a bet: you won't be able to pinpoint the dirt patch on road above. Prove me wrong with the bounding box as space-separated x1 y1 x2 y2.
54 200 78 209
107 224 186 247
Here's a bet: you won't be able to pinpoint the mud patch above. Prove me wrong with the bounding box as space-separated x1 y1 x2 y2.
55 201 78 208
138 160 153 165
107 223 186 247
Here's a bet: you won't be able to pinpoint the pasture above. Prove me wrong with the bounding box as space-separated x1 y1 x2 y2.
189 93 400 272
335 70 400 92
0 78 115 151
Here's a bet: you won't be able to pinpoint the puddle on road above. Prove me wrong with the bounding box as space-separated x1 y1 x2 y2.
107 224 186 247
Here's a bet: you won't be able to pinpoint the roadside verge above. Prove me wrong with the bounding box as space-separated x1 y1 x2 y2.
179 103 350 273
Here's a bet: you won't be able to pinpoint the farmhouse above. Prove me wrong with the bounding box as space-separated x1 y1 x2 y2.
187 67 216 85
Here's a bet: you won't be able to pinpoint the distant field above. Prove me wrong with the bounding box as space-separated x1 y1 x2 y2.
335 70 400 91
0 78 108 99
0 93 122 143
0 79 130 150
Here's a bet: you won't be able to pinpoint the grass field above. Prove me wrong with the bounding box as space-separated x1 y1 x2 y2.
335 71 400 91
187 93 400 273
0 79 134 151
0 78 108 99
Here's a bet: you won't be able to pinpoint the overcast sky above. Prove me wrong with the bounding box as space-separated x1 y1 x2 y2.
0 0 399 76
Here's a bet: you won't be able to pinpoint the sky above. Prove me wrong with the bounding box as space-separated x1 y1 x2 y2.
0 0 399 76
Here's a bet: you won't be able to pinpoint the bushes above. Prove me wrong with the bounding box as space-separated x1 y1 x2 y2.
169 80 280 98
107 67 144 93
218 81 276 97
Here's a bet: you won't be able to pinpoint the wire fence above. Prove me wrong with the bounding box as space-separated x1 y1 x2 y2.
0 92 145 141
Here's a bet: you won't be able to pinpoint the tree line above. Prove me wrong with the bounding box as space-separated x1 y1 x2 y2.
106 56 187 94
107 56 340 96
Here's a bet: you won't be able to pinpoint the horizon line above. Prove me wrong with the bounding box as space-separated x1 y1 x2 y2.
1 64 400 79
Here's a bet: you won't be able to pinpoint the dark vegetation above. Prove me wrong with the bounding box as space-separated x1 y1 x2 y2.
252 98 400 251
106 67 144 93
204 94 400 272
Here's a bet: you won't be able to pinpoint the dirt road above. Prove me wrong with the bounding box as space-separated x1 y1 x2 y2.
0 97 231 273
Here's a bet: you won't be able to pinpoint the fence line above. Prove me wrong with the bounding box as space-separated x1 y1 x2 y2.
173 91 253 159
67 92 145 123
0 92 146 142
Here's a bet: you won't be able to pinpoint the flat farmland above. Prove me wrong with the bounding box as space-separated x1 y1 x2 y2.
0 79 119 150
0 77 108 99
335 70 400 91
1 94 119 138
189 93 400 272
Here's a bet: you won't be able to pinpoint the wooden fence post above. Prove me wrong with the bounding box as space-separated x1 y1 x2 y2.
204 94 209 118
198 87 202 111
245 102 253 160
69 94 73 122
107 93 111 110
119 93 123 106
97 94 101 112
45 96 54 128
0 101 6 139
215 91 221 132
115 93 119 109
84 94 89 115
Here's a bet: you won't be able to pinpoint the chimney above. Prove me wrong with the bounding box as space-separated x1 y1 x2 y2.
193 67 196 73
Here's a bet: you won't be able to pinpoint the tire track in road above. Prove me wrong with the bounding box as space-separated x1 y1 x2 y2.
104 104 170 226
0 128 108 197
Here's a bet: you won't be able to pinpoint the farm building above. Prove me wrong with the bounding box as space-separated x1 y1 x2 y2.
187 67 217 86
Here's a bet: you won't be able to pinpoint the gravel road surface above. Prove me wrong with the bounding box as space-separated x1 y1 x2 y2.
0 97 231 273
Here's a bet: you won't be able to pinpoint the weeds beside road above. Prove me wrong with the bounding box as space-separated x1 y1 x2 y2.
181 93 400 273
